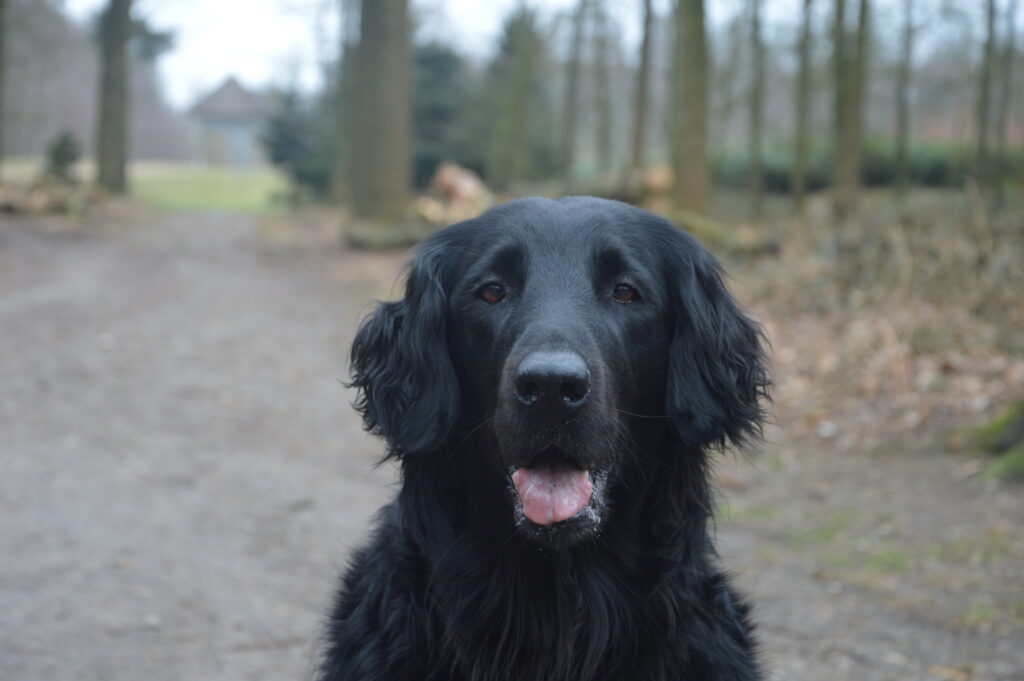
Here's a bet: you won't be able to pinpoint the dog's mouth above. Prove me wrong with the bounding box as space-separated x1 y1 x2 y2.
507 449 609 540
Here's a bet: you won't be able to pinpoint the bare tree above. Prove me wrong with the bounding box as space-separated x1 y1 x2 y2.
561 0 588 187
832 0 847 196
673 0 710 214
331 0 359 202
592 0 613 176
749 0 765 220
792 0 814 213
0 0 6 178
95 0 131 194
629 0 654 181
995 0 1018 201
976 0 997 187
351 0 410 222
894 0 915 192
833 0 869 219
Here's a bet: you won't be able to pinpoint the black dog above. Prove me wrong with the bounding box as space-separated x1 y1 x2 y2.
319 197 770 681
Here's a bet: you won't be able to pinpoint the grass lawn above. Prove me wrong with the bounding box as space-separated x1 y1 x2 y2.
3 158 289 215
131 162 288 214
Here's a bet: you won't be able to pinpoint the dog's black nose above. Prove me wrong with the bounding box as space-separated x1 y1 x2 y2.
514 351 590 416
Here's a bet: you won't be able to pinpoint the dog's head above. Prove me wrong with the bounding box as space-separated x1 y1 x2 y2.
351 197 769 548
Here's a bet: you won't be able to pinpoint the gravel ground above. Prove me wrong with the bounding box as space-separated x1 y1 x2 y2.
1 213 1021 681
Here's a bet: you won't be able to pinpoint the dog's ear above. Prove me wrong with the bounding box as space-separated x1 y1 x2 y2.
349 248 460 457
664 237 769 448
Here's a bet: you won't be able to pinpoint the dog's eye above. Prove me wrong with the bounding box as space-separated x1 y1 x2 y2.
612 284 638 304
479 282 506 304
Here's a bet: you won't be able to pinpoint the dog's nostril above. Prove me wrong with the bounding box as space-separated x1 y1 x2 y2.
514 375 541 404
560 377 589 404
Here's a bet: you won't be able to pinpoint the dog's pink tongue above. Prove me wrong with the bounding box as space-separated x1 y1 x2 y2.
512 465 592 526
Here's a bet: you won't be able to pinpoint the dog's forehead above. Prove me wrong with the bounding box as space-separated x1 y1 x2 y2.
449 198 651 266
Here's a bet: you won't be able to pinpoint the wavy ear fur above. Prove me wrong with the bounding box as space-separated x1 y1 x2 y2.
349 250 460 457
665 238 770 448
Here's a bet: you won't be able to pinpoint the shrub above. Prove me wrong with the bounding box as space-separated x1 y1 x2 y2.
44 130 82 183
712 140 1023 194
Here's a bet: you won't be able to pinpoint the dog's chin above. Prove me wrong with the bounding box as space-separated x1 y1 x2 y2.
505 451 611 549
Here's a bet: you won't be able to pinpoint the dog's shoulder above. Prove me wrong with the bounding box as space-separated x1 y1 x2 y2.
318 502 430 681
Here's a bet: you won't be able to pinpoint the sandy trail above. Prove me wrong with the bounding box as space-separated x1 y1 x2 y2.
1 213 1020 680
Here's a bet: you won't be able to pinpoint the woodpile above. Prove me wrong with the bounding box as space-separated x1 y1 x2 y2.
0 178 84 216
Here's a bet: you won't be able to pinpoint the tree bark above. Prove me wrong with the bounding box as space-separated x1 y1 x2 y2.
673 0 710 214
629 0 653 179
749 0 765 220
0 0 6 179
330 0 359 202
995 0 1018 203
833 0 868 219
976 0 997 189
792 0 814 213
561 0 588 187
95 0 131 195
894 0 914 193
351 0 410 221
831 0 848 218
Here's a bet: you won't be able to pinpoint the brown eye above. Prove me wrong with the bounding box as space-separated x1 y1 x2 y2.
612 284 638 303
479 282 506 304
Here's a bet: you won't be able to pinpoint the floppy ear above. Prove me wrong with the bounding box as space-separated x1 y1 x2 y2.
349 250 460 457
665 240 769 448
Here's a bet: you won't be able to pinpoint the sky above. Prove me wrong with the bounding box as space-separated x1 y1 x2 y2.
63 0 594 110
61 0 820 112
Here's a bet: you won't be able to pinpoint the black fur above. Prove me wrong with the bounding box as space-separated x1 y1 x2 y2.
320 197 770 681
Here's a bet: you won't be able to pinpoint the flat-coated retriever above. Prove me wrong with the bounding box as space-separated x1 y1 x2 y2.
319 197 770 681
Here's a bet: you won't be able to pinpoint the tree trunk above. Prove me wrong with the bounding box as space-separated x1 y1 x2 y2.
749 0 765 221
792 0 814 214
0 0 6 180
831 0 848 218
673 0 710 214
330 0 359 202
995 0 1018 204
833 0 868 219
351 0 410 221
629 0 653 180
95 0 131 195
592 0 613 177
894 0 914 193
561 0 588 187
976 0 997 189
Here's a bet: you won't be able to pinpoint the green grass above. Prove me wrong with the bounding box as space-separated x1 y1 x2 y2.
3 158 289 215
131 162 288 215
982 442 1024 480
131 161 288 213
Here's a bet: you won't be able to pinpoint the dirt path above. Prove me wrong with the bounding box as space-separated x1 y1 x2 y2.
1 214 1020 681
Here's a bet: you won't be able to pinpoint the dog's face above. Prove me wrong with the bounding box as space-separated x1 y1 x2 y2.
350 198 768 548
443 204 674 546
